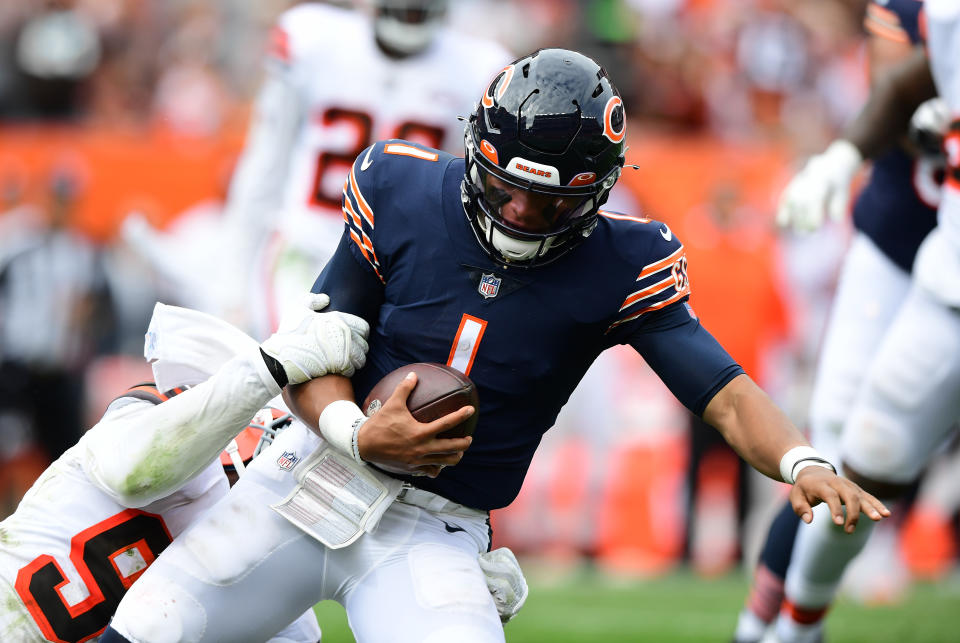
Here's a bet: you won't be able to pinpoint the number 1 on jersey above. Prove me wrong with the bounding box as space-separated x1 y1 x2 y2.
447 314 487 377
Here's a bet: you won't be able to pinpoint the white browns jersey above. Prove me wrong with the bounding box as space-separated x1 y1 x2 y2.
0 385 226 642
227 2 513 254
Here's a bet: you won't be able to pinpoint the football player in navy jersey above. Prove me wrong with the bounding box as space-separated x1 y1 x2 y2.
102 49 887 643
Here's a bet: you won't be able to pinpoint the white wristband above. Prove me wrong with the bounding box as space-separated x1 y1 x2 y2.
317 400 367 465
779 446 836 484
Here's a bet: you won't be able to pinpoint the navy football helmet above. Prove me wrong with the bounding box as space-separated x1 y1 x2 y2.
462 48 627 267
372 0 447 57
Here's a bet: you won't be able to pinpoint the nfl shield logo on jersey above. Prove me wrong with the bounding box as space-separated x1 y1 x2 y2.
478 273 502 299
277 451 300 471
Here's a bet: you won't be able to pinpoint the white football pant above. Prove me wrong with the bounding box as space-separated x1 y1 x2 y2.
108 423 504 643
806 233 912 466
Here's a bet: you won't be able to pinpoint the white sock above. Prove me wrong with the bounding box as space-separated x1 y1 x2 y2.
734 607 769 642
773 616 823 643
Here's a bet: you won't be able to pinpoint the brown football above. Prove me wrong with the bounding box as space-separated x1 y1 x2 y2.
361 363 479 438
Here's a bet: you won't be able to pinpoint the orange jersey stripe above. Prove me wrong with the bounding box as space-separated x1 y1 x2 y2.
618 275 676 311
348 166 375 228
341 188 364 229
636 246 685 281
348 230 385 283
865 4 909 43
606 287 689 332
599 210 651 224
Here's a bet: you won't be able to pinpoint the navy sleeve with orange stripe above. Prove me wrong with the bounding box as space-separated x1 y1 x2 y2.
340 143 386 284
865 0 923 46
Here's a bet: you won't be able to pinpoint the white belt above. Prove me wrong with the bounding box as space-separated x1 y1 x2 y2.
395 483 487 518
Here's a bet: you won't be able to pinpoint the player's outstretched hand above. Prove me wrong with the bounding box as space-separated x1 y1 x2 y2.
357 372 473 478
789 466 890 533
776 140 862 233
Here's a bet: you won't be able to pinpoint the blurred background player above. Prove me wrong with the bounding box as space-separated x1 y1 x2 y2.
736 1 960 641
732 2 943 640
220 0 512 337
0 295 370 642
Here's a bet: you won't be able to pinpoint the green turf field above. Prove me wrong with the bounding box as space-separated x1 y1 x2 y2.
313 566 960 642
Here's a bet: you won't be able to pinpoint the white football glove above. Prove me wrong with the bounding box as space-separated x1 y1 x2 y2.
776 139 862 233
260 293 370 385
478 547 528 624
908 97 950 157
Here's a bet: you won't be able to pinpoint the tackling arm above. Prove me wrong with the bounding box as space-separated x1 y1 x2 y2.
85 299 368 507
221 70 304 261
83 348 281 507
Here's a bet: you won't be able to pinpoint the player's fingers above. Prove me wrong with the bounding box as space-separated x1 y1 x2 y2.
416 464 445 478
305 292 330 311
819 486 845 528
410 464 444 478
386 372 419 407
419 450 466 466
862 491 891 521
424 405 475 437
789 486 814 524
837 485 862 533
827 186 849 223
424 435 472 454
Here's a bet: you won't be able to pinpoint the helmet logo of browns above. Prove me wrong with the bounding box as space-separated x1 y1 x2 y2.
478 273 502 298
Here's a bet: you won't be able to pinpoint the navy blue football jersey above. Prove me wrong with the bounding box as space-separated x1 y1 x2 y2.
314 140 743 510
853 0 940 273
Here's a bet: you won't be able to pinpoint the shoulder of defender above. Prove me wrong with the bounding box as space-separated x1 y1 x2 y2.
433 29 514 71
107 382 188 408
272 3 362 62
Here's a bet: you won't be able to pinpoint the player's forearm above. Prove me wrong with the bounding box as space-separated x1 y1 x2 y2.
284 374 356 438
702 374 809 481
84 350 280 506
223 73 302 239
844 46 937 160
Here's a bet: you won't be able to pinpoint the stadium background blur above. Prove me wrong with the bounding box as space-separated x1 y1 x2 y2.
1 0 957 640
